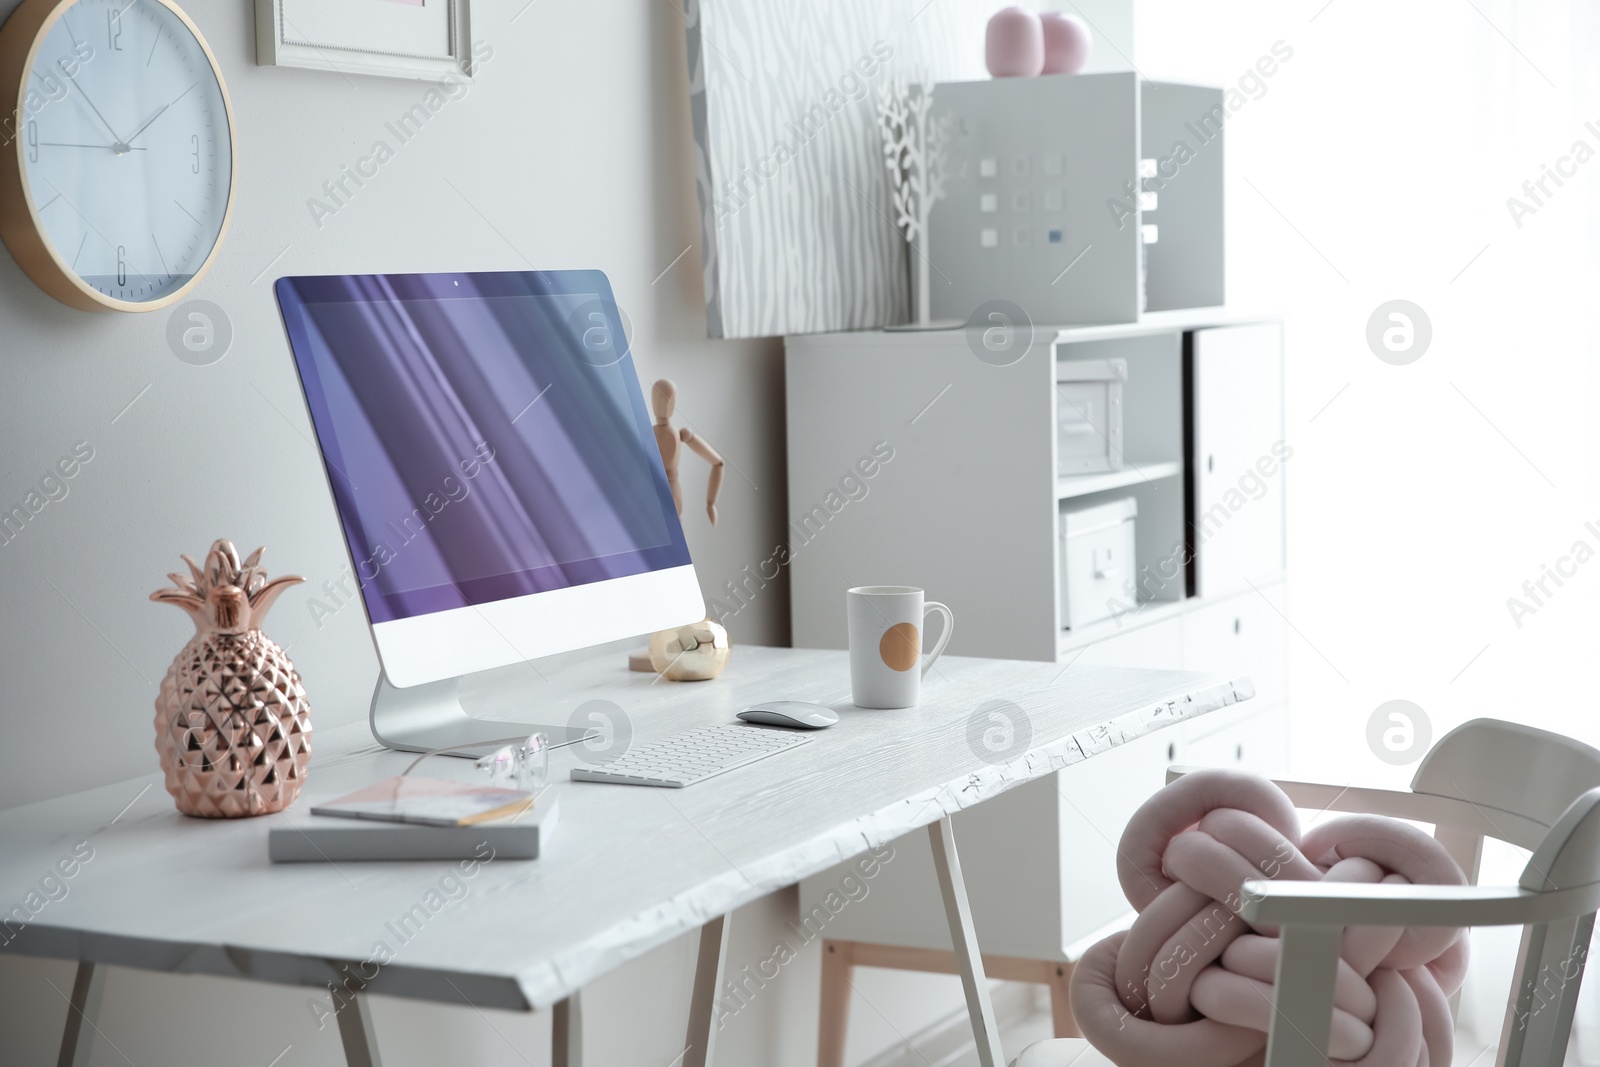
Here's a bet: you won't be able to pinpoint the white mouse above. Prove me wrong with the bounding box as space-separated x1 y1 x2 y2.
737 701 839 730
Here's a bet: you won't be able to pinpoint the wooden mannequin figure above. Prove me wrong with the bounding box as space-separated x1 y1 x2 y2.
652 379 724 525
628 379 732 676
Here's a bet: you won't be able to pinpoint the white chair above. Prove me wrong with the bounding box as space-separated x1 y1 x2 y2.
1013 718 1600 1067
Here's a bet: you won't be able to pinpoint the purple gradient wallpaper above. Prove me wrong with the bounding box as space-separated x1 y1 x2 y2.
275 271 691 624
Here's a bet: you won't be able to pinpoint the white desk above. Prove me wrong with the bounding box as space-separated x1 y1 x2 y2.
0 645 1251 1067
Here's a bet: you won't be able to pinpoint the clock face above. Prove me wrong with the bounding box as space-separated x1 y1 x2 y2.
20 0 232 305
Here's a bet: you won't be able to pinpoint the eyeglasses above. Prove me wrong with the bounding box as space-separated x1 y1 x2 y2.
474 733 550 793
400 732 551 796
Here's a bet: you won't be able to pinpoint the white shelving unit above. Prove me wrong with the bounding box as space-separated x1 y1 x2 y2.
785 309 1290 993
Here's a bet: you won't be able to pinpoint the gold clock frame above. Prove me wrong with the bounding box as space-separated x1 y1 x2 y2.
0 0 237 313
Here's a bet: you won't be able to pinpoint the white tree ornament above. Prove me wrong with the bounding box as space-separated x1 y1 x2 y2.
877 75 962 326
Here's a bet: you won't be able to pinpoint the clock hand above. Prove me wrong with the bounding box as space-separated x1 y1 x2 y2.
61 70 126 146
124 82 197 147
39 141 146 151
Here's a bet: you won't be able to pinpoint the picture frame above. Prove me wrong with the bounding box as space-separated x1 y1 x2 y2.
254 0 473 83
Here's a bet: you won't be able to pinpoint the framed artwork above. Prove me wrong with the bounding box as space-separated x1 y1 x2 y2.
684 0 992 339
255 0 474 82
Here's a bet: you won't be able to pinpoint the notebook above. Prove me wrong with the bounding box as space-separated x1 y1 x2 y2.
268 793 559 863
310 775 534 827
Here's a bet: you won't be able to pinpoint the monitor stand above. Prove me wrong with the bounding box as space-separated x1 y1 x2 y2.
369 671 597 757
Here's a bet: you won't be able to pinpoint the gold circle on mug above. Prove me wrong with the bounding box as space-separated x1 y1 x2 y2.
879 622 921 672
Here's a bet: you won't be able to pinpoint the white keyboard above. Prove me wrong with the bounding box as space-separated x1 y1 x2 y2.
569 724 812 788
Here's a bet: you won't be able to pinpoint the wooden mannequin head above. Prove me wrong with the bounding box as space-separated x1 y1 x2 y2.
651 379 677 423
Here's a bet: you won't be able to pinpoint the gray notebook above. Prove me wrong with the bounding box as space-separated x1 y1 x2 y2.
269 794 559 863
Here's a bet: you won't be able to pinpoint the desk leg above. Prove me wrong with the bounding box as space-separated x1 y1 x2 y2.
683 913 729 1067
56 960 106 1067
928 817 1005 1067
816 941 854 1067
337 993 383 1067
553 993 583 1067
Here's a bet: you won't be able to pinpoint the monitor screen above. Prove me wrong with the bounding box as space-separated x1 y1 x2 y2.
275 271 691 626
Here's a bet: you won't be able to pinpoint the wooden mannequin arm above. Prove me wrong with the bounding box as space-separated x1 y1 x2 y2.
679 428 725 525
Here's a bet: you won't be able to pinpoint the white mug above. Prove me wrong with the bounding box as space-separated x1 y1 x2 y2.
846 586 955 709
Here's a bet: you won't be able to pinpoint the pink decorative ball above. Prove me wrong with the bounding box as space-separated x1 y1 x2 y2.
1040 12 1092 75
986 7 1044 78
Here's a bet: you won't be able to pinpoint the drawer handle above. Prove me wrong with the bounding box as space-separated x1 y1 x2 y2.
1233 617 1241 635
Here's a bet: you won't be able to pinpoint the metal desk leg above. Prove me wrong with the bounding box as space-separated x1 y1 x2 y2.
928 817 1005 1067
337 993 383 1067
56 960 106 1067
683 913 730 1067
553 992 584 1067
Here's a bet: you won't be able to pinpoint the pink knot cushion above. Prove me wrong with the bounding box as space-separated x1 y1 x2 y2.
1040 12 1091 75
986 7 1044 78
1071 769 1470 1067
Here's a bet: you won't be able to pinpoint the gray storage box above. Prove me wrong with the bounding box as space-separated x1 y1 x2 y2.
1060 496 1137 630
1056 357 1126 475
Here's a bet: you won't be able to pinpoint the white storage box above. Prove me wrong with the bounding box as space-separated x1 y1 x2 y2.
1056 358 1126 475
1060 496 1137 630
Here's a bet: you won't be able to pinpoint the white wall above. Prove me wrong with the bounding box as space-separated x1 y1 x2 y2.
1135 0 1600 791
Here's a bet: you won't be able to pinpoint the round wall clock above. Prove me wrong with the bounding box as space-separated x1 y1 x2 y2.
0 0 235 312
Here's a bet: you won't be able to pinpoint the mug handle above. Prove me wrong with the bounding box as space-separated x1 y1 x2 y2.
921 601 955 678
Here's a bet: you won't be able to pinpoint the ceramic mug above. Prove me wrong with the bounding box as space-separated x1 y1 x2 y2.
846 586 955 709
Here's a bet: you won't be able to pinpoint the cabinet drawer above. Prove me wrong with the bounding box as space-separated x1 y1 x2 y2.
1182 703 1288 775
1181 583 1287 708
1064 615 1184 671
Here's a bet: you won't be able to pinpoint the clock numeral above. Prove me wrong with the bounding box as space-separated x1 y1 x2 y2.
26 121 37 163
116 246 127 288
108 8 123 50
191 134 200 174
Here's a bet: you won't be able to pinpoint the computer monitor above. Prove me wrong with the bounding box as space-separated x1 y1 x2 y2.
274 270 705 754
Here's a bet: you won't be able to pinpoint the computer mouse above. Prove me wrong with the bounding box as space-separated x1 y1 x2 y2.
737 701 839 730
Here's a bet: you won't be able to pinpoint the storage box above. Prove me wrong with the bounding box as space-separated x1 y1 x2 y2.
1060 496 1137 630
1056 358 1126 474
929 73 1141 327
927 75 1226 327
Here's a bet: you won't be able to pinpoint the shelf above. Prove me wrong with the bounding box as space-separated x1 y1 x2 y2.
783 307 1284 351
1059 597 1191 655
1056 459 1182 500
1056 570 1288 658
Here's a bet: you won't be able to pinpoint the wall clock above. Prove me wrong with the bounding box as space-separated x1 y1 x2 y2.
0 0 235 312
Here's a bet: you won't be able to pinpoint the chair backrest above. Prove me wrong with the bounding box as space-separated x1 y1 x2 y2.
1258 783 1600 1067
1413 721 1600 1067
1412 719 1600 880
1414 719 1600 836
1500 788 1600 1067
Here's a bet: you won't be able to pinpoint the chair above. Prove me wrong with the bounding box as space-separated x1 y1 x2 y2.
1012 718 1600 1067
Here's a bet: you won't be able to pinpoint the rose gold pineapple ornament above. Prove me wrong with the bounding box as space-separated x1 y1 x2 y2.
150 540 312 818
